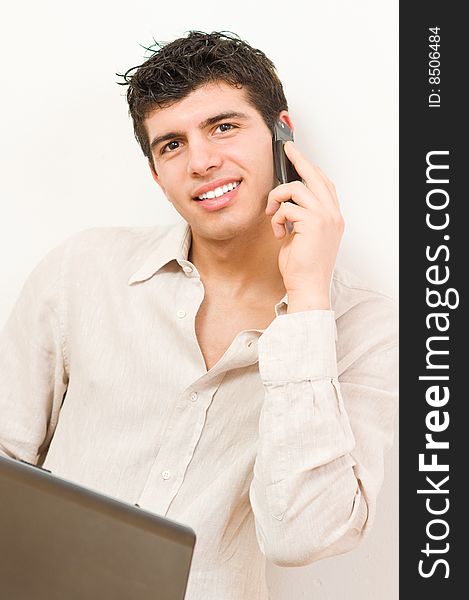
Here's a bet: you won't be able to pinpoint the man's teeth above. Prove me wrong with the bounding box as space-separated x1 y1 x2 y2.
197 181 240 200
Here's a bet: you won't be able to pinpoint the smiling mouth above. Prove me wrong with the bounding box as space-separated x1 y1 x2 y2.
194 180 241 201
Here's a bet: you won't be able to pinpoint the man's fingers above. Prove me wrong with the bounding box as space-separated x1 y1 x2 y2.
284 142 340 209
314 165 340 209
270 202 306 238
269 194 344 240
265 181 314 214
266 180 341 220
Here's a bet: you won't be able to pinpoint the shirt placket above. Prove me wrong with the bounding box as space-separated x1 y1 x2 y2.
136 260 262 516
136 371 226 515
136 331 261 516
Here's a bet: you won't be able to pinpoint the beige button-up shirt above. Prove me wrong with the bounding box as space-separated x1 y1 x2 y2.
0 220 398 600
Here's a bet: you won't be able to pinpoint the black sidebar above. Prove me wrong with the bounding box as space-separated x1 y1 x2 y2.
400 2 465 598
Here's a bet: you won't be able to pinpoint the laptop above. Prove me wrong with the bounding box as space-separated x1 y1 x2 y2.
0 454 196 600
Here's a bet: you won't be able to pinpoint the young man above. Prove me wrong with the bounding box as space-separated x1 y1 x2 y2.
0 31 398 599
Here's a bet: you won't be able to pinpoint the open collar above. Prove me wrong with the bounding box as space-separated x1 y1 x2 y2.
127 220 347 324
128 220 192 285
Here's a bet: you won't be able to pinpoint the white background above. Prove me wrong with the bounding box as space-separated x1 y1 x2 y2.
0 1 398 598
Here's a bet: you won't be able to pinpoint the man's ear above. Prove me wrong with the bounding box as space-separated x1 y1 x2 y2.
277 110 294 133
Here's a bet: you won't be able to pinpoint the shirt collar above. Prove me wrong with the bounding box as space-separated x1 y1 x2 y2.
128 221 342 321
128 220 290 313
128 219 192 285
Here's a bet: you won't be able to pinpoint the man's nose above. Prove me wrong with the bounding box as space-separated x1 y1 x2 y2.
186 138 222 176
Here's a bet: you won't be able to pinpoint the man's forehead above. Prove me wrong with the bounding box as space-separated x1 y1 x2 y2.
145 82 256 130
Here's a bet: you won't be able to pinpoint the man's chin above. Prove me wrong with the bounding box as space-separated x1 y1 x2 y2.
191 215 270 243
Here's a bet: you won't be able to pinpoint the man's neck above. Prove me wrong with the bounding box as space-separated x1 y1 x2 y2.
188 219 286 301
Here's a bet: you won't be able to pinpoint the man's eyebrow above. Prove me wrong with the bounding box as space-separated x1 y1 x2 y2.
150 131 183 152
199 111 250 129
149 111 250 152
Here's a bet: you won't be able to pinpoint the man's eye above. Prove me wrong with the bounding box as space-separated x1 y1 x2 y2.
162 140 181 153
217 123 235 133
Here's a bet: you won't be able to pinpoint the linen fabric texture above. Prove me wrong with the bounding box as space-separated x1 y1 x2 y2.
0 220 398 600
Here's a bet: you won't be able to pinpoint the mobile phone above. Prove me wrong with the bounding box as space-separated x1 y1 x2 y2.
272 120 302 185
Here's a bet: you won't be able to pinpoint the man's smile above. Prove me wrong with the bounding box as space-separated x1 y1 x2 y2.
192 178 242 200
192 179 242 212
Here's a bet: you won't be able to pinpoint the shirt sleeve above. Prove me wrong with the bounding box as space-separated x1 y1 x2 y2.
0 244 69 464
249 297 398 567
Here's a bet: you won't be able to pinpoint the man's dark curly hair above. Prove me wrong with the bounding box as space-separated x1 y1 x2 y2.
118 31 288 169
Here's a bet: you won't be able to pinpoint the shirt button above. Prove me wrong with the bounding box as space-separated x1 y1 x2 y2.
177 310 186 319
161 470 171 480
183 265 193 274
190 392 198 402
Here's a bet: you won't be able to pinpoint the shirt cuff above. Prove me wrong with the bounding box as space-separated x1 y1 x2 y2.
258 310 338 383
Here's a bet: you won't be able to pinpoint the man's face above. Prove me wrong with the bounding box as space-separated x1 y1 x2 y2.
145 81 279 241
